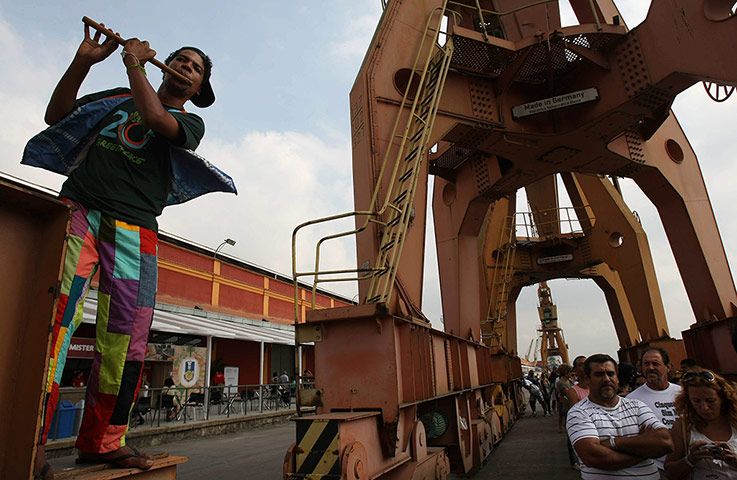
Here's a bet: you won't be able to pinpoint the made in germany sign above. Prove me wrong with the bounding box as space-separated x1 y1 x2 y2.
512 88 599 119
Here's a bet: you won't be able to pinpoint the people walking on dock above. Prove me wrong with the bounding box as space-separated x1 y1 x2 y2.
524 370 549 417
541 370 553 414
567 355 590 408
556 364 580 470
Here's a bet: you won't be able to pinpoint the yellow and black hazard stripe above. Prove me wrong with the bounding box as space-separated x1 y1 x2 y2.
295 419 341 478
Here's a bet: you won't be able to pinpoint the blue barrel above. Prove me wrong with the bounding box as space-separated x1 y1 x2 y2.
50 401 76 439
73 400 85 436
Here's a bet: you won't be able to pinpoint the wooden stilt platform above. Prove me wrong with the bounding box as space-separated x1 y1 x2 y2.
52 453 187 479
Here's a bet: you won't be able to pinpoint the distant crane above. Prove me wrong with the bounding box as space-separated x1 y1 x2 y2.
535 282 570 368
525 337 540 364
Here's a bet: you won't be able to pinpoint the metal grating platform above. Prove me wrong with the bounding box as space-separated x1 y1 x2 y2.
450 31 624 84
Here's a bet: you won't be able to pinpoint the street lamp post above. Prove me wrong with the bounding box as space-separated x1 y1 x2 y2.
207 238 236 411
214 238 236 259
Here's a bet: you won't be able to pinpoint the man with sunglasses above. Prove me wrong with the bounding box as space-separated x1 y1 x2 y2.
567 354 673 479
628 348 682 477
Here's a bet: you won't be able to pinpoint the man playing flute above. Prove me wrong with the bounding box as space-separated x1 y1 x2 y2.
23 23 235 478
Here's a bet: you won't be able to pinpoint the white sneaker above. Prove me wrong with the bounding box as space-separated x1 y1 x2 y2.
573 463 581 471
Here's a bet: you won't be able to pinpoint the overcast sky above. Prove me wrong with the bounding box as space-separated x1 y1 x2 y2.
2 1 735 362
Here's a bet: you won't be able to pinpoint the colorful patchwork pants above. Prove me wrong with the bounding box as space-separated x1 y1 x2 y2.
40 199 157 453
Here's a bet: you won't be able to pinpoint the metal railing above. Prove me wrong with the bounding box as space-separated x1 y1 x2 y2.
512 206 593 241
51 383 297 439
444 0 562 41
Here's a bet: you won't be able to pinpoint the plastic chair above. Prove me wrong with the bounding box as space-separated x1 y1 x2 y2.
241 388 259 412
225 392 245 416
129 396 151 427
280 388 291 408
154 394 180 422
184 392 205 421
210 389 224 405
265 385 280 410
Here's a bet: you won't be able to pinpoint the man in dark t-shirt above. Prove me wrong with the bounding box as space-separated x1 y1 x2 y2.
59 87 205 230
34 24 217 478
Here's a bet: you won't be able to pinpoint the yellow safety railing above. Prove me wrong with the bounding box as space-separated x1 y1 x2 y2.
292 2 456 318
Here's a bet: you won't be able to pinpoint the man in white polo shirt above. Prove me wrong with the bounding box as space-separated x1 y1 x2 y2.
567 354 673 479
628 347 682 478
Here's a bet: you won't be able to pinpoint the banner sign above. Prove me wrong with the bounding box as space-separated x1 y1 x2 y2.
172 345 206 388
537 253 574 265
68 337 95 359
224 366 239 387
512 88 599 119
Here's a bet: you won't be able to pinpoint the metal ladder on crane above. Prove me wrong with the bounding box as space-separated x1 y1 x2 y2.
366 43 454 304
481 215 517 349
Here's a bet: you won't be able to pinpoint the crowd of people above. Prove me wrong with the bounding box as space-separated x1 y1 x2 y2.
523 349 737 479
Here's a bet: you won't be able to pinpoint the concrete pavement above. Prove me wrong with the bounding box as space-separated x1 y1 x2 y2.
466 412 580 479
48 410 581 479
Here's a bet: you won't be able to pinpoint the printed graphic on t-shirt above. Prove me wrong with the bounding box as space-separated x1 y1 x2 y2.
96 109 155 164
628 384 681 429
654 400 677 427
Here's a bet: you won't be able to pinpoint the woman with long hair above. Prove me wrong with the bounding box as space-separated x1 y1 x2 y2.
162 377 182 421
555 364 580 470
664 368 737 479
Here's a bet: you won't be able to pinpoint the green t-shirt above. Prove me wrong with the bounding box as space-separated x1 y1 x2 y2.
60 88 205 230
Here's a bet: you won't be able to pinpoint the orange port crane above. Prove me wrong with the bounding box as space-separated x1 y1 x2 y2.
286 1 737 478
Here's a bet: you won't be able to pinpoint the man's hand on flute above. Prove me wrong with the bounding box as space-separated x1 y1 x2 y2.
76 23 120 66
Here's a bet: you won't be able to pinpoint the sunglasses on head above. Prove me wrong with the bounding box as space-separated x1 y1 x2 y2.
682 371 716 383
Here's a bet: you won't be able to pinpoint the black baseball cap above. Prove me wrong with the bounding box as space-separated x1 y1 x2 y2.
165 46 215 108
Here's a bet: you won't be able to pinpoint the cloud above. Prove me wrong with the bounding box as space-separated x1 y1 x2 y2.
0 17 73 189
159 130 358 299
328 11 380 62
559 0 651 28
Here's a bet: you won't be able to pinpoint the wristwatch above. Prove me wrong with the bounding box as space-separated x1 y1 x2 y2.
609 436 617 450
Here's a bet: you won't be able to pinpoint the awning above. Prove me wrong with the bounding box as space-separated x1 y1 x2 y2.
80 297 294 346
